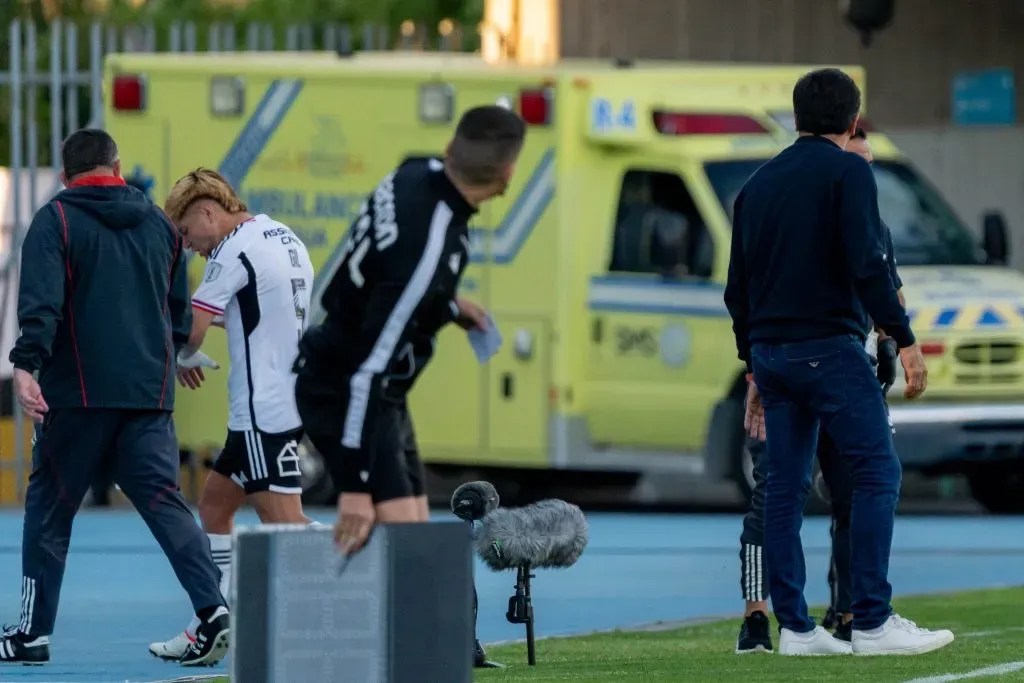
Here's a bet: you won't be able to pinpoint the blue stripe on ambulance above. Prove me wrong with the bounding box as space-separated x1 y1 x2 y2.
467 148 555 264
586 276 729 317
978 308 1006 326
934 308 959 328
908 306 1024 329
217 79 304 188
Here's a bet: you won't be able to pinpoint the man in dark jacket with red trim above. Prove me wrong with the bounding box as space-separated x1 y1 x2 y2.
4 129 229 668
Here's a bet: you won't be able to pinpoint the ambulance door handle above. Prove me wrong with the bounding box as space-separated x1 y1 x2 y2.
591 317 603 344
501 373 514 399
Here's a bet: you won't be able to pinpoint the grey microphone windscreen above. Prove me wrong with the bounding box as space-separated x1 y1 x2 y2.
474 499 588 571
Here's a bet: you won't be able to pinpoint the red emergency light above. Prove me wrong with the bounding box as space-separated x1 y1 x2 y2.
519 88 553 125
111 74 146 112
921 341 945 356
652 111 769 135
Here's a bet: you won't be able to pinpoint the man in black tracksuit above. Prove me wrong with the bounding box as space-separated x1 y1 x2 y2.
294 105 526 668
5 129 229 667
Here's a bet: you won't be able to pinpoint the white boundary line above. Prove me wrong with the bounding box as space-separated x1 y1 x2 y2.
902 661 1024 683
963 626 1024 638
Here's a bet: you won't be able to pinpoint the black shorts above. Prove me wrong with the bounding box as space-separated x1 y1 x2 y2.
295 374 426 504
213 428 305 495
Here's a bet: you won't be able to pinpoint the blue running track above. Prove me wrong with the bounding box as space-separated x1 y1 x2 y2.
0 510 1021 682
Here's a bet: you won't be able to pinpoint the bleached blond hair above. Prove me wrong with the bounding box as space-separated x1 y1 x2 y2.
163 167 247 221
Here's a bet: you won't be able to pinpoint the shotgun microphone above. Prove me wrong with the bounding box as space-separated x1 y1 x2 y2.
474 499 589 571
450 481 500 522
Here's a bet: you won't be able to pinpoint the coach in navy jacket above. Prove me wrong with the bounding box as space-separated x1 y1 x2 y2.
724 70 951 657
10 149 190 410
3 129 227 666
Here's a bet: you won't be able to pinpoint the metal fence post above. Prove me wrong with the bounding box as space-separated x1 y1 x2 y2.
9 19 25 500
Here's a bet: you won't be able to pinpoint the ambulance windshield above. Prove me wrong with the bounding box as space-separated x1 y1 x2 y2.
703 159 983 267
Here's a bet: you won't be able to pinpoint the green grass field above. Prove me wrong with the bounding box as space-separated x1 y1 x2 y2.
204 587 1024 683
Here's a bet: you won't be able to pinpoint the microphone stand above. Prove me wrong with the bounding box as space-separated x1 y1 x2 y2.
505 563 536 665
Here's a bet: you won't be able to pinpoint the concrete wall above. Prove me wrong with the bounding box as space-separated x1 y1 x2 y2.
559 0 1024 126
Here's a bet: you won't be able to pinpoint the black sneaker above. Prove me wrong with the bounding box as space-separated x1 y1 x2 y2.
474 638 504 668
834 620 852 642
735 611 773 654
179 606 229 667
822 607 840 630
0 627 49 665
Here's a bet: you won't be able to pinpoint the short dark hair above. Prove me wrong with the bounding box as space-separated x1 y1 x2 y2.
852 126 868 139
61 128 118 179
447 105 526 186
792 68 862 136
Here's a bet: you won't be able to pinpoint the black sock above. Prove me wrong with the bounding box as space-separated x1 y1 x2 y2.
196 605 222 622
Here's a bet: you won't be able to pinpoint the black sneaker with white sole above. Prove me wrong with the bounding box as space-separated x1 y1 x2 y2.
834 620 852 642
822 607 840 631
0 627 49 665
735 611 774 653
179 606 230 667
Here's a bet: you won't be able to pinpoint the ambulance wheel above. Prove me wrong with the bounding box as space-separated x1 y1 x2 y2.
966 466 1024 514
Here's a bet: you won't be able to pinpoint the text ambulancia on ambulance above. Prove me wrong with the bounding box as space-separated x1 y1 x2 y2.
104 52 1024 514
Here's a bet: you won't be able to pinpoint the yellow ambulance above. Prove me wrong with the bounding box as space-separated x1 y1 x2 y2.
103 52 1024 513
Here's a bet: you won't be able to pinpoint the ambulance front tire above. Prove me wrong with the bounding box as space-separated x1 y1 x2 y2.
966 465 1024 514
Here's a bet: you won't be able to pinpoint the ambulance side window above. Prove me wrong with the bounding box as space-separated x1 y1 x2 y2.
608 170 713 279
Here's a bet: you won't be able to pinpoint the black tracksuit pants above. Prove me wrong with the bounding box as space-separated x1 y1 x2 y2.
19 408 224 636
740 432 854 614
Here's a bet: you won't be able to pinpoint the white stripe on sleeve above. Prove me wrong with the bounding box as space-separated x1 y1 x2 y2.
342 201 453 449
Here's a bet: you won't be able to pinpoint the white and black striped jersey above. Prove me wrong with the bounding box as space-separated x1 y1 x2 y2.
297 158 475 475
192 214 314 434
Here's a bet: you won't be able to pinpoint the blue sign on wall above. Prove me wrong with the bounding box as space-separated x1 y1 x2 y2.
952 68 1016 126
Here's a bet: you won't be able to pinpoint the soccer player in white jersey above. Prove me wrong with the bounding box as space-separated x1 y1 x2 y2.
147 169 320 660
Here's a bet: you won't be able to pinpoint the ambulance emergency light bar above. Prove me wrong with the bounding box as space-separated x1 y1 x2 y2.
652 111 770 135
418 83 552 126
112 72 247 117
767 110 874 134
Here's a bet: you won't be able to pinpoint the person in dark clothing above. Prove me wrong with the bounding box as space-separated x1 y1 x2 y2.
294 105 525 669
5 129 230 667
724 69 953 657
734 128 904 653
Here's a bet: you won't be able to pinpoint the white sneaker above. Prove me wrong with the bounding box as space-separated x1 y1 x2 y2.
852 614 955 656
148 631 194 661
779 625 853 656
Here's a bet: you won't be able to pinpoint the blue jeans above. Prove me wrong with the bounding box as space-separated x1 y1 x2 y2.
752 334 901 633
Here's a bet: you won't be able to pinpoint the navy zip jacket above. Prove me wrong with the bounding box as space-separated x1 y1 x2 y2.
9 176 191 411
724 136 914 371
